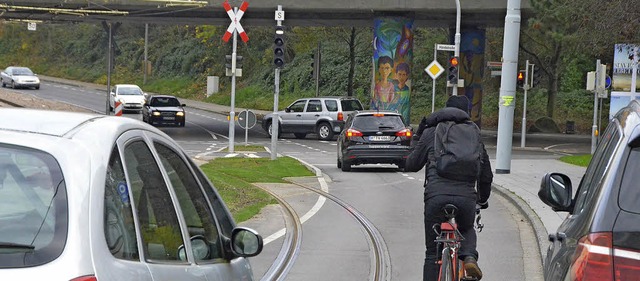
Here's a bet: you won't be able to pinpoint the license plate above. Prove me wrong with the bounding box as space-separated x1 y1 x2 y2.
369 136 391 141
163 116 175 120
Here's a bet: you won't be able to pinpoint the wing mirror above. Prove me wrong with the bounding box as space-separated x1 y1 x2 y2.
538 173 573 212
229 227 263 257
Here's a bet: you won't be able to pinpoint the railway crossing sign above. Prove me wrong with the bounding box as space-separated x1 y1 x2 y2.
222 1 249 43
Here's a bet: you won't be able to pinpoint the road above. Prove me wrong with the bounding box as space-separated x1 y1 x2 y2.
3 79 592 280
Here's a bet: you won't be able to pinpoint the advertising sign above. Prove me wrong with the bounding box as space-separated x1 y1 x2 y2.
610 44 640 119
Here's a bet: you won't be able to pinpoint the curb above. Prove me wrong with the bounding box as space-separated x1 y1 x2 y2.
491 183 548 265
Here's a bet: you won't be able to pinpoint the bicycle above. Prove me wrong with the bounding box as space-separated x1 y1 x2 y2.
434 204 484 281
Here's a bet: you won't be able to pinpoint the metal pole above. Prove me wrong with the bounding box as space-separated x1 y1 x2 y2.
452 0 461 96
521 60 529 148
245 110 249 145
144 23 148 85
271 68 280 160
228 7 238 153
106 22 112 115
632 48 638 101
592 59 601 154
432 44 437 113
495 0 522 174
315 42 321 97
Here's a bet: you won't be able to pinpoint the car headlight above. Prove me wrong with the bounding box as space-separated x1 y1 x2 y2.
152 111 161 116
176 112 184 117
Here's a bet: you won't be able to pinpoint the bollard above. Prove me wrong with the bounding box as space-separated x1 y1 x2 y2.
115 101 123 116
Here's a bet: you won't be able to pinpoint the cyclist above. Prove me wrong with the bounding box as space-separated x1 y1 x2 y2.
405 95 493 280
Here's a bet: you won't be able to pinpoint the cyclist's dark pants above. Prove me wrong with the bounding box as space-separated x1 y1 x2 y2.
423 195 477 281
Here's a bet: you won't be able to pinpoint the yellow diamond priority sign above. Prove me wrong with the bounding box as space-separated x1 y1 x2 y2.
425 60 444 79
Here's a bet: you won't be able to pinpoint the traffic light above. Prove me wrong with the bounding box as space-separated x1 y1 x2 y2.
517 70 525 88
225 55 232 71
225 55 243 76
274 26 285 68
447 56 459 86
532 66 541 88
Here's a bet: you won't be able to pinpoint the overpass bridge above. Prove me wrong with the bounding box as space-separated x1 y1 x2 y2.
0 0 531 27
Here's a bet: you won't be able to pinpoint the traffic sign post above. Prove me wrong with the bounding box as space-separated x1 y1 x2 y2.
237 110 256 145
222 0 249 153
271 5 284 160
425 59 444 113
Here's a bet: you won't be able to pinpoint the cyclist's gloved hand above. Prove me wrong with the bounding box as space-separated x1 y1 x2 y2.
477 201 489 210
416 116 428 136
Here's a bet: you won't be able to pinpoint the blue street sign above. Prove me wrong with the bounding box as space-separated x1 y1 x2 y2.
605 75 612 89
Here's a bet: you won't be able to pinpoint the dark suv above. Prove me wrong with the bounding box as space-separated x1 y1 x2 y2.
337 111 412 171
262 97 364 141
538 100 640 281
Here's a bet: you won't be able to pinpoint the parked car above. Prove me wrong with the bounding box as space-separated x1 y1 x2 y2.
109 84 147 113
0 108 263 280
262 96 364 141
337 110 412 171
0 66 40 89
538 100 640 281
142 95 186 127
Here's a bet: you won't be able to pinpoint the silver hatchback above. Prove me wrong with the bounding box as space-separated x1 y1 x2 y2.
0 108 262 281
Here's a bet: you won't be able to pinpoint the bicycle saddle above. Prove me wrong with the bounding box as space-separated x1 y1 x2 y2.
442 204 458 219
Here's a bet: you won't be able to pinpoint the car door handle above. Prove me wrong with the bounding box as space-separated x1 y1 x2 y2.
315 114 320 117
296 114 302 117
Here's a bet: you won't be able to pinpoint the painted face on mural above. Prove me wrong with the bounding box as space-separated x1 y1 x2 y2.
379 63 392 80
396 70 408 87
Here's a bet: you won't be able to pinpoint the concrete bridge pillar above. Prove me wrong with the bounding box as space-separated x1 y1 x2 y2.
371 17 414 123
454 28 486 127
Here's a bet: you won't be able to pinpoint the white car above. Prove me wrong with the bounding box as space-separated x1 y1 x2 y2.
0 66 40 90
0 108 263 281
109 84 147 113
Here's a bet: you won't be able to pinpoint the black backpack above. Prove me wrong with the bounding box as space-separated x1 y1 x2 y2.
433 120 482 182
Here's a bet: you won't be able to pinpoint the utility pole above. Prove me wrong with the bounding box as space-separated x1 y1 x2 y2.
495 0 522 174
271 5 284 160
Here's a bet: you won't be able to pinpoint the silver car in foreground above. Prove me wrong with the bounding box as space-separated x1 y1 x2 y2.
0 108 262 281
0 66 40 89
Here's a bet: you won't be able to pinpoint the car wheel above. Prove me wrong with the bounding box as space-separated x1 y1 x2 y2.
317 123 334 141
337 157 342 168
180 122 185 127
397 161 406 172
294 133 306 139
35 85 40 90
267 121 279 138
341 158 351 172
1 80 5 87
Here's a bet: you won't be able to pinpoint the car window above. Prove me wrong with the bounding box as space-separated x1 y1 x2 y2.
0 144 67 267
288 100 306 112
352 115 405 131
119 87 143 96
341 100 364 111
187 159 235 237
325 100 338 112
573 122 621 214
619 146 640 213
151 97 181 107
123 140 185 263
307 100 322 112
154 142 224 262
104 147 139 261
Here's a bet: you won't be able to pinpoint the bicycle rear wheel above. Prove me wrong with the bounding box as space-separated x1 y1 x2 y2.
438 248 456 281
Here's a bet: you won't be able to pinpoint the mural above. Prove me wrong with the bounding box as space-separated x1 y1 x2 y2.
372 17 414 123
610 44 640 119
456 29 486 127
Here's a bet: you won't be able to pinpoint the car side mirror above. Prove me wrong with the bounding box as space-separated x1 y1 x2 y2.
284 107 291 113
181 104 186 107
538 173 573 212
177 235 211 261
229 227 263 257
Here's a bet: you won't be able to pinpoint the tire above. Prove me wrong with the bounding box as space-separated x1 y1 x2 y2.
1 80 5 87
35 85 40 90
337 157 342 168
439 248 455 281
317 122 334 141
267 121 279 138
397 161 406 172
340 158 351 172
294 133 307 139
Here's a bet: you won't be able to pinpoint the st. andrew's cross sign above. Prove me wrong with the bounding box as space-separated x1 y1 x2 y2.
222 1 249 43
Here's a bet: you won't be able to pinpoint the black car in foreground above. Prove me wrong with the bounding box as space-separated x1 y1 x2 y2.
538 100 640 281
142 95 186 127
337 111 412 172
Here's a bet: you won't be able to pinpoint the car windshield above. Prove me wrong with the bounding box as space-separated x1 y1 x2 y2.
12 68 34 76
0 144 67 267
352 115 405 131
341 100 363 111
151 97 181 107
119 87 143 96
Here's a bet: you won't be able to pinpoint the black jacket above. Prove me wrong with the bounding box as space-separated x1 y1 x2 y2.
405 107 493 202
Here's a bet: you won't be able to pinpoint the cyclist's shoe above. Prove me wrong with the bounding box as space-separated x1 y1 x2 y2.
464 256 483 280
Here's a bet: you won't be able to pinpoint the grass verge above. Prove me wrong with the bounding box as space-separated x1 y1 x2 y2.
559 154 592 167
199 156 315 222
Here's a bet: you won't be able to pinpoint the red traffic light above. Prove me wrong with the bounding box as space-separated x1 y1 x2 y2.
449 57 459 67
517 71 525 81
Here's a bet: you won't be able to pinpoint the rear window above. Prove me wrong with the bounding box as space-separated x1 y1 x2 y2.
341 100 363 111
619 147 640 213
352 115 405 131
0 144 67 267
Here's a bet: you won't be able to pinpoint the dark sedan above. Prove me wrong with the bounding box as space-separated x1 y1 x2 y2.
337 111 412 171
142 95 186 127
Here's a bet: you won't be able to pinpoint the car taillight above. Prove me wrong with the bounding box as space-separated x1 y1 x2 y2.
346 129 363 137
395 129 412 137
338 112 344 121
70 276 97 281
614 246 640 280
570 232 614 281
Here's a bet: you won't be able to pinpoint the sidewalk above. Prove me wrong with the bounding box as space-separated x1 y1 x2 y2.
41 75 587 261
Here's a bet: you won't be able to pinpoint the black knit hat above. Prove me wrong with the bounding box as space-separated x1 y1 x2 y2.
446 95 470 114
